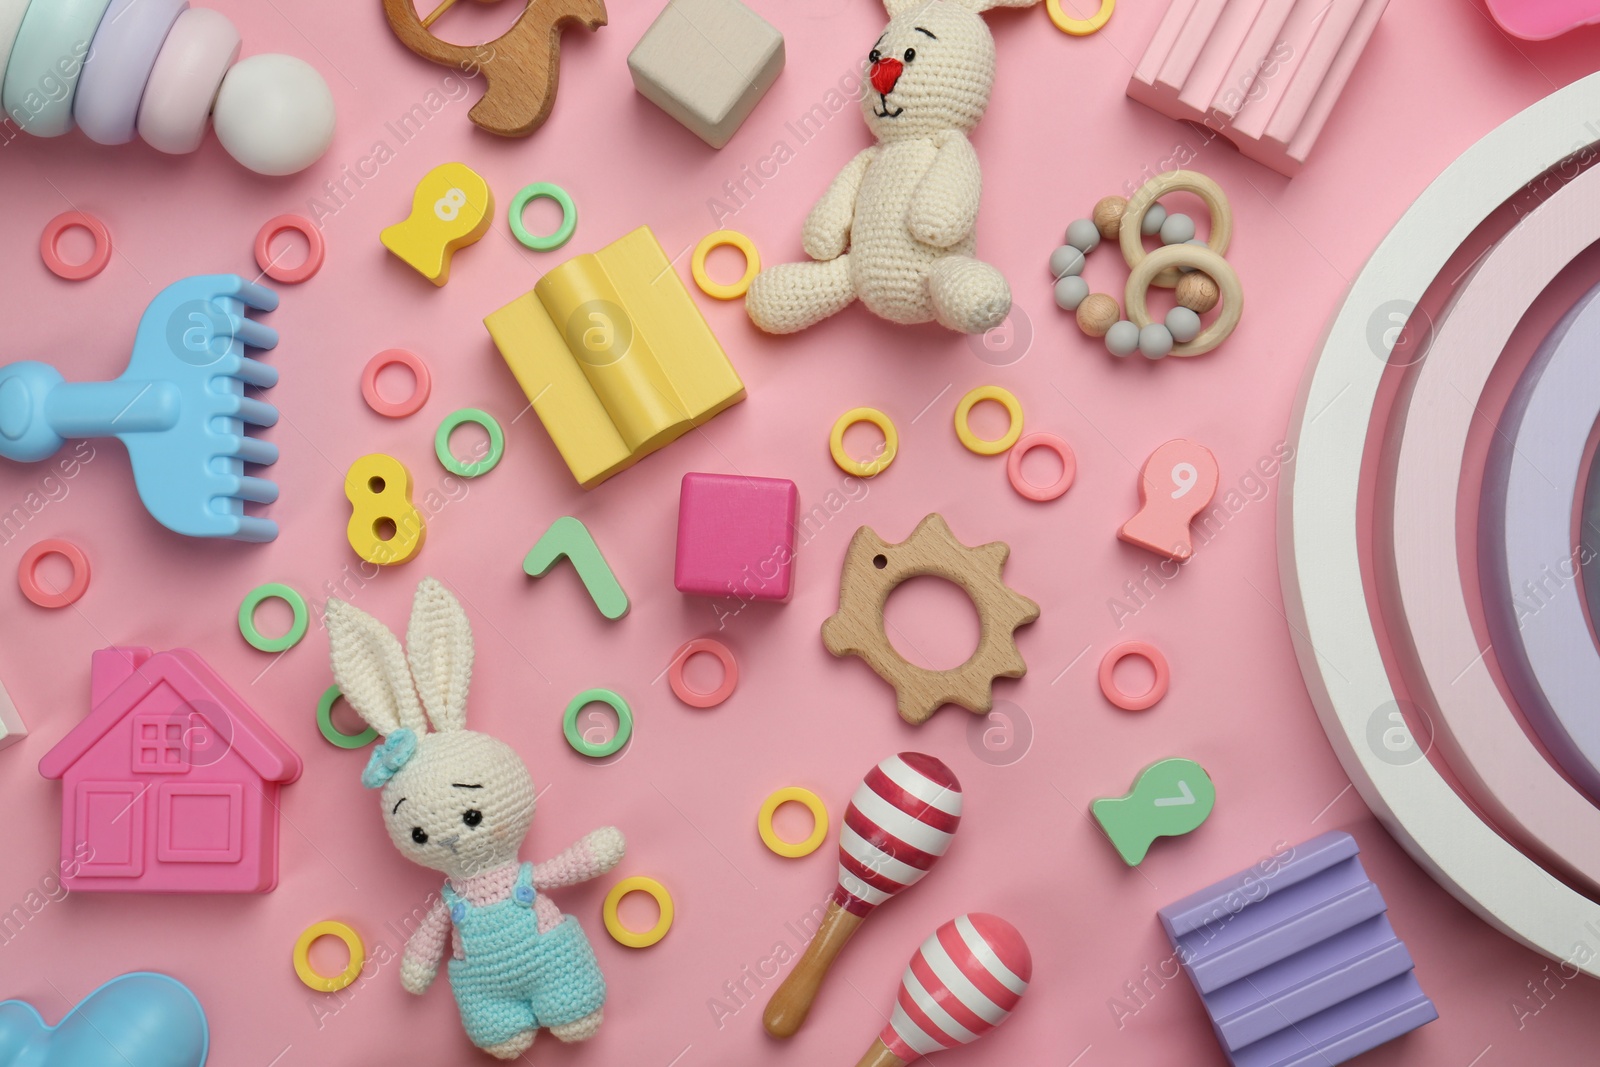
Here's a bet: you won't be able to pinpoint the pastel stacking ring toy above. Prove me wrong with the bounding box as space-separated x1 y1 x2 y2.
74 0 188 144
137 7 239 154
3 0 116 136
0 0 33 92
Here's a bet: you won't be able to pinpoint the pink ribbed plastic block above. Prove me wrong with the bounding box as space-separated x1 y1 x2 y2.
1127 0 1389 176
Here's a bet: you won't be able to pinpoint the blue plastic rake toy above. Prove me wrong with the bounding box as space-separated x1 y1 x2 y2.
0 274 282 541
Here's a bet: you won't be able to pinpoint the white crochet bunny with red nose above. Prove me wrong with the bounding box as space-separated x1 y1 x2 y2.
745 0 1039 336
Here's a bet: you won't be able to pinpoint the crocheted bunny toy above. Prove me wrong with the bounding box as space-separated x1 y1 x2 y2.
745 0 1038 336
327 578 625 1060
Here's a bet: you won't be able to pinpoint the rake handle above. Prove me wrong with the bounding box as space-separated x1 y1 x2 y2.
0 362 178 462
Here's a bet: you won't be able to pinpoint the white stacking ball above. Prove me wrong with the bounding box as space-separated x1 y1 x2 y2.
1049 244 1085 279
1166 306 1202 343
1105 320 1140 357
213 54 335 176
1054 275 1090 311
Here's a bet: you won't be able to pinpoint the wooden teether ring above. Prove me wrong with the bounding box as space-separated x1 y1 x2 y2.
822 514 1040 725
381 0 608 137
1124 244 1243 357
1120 171 1233 288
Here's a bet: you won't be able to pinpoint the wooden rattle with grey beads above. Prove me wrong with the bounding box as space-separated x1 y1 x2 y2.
1049 172 1242 359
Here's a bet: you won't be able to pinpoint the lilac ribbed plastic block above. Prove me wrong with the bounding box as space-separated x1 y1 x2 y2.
1158 831 1437 1067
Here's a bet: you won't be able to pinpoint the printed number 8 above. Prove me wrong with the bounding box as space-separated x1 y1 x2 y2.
434 188 468 222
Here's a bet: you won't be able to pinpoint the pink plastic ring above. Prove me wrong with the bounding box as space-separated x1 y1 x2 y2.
668 638 738 708
40 212 112 281
361 349 432 418
255 214 325 284
1098 641 1169 711
1006 432 1076 502
18 539 91 609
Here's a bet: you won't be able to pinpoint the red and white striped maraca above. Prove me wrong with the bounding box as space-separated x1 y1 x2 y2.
764 752 962 1038
857 913 1032 1067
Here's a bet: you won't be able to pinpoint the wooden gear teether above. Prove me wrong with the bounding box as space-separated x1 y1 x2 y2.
822 514 1039 725
382 0 607 137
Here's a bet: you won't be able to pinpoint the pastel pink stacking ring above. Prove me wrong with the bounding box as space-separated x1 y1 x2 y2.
2 0 115 136
75 0 188 145
136 6 238 155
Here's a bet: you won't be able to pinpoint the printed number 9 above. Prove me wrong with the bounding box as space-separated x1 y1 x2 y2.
434 188 468 222
1170 462 1198 499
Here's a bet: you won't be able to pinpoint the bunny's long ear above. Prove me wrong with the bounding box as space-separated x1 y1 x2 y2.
951 0 1042 11
327 598 427 736
407 578 473 733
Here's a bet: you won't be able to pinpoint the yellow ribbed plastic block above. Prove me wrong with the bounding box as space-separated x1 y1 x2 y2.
484 226 746 488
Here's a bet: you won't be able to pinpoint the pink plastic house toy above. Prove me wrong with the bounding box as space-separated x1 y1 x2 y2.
38 647 302 894
674 472 798 601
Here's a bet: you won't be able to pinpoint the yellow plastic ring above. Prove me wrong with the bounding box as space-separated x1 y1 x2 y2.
1048 0 1114 35
758 787 829 858
830 407 898 477
954 385 1024 455
603 877 675 949
691 230 761 300
293 921 365 993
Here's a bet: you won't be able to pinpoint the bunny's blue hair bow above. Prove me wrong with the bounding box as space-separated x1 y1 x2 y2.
362 728 418 789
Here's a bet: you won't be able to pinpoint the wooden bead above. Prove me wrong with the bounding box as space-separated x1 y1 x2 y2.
1076 293 1120 337
1176 272 1220 314
1093 196 1128 240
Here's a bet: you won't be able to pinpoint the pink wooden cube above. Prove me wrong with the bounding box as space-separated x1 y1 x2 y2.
675 473 797 601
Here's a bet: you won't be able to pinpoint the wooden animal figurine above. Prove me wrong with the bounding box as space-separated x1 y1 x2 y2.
1117 439 1219 561
854 913 1031 1066
823 513 1039 724
764 753 962 1038
382 0 607 137
744 0 1045 335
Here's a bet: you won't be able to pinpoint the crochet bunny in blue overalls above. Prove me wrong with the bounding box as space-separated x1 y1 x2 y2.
441 863 608 1048
327 579 626 1060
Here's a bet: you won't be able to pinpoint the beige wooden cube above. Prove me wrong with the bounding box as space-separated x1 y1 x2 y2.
0 677 25 751
628 0 784 149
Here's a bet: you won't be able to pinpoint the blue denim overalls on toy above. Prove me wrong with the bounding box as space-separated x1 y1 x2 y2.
441 862 607 1048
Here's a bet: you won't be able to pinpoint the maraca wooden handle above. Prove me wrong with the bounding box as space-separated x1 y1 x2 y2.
855 1038 908 1067
763 900 865 1037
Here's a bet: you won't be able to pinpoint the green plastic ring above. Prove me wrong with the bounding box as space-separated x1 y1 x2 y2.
509 182 577 251
317 685 377 749
435 408 505 478
563 688 632 758
238 583 309 653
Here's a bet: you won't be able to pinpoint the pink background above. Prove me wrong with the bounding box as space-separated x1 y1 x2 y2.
3 0 1600 1064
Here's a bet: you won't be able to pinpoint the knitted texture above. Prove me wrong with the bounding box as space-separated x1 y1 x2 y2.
442 863 608 1049
325 578 625 1052
745 0 1040 336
